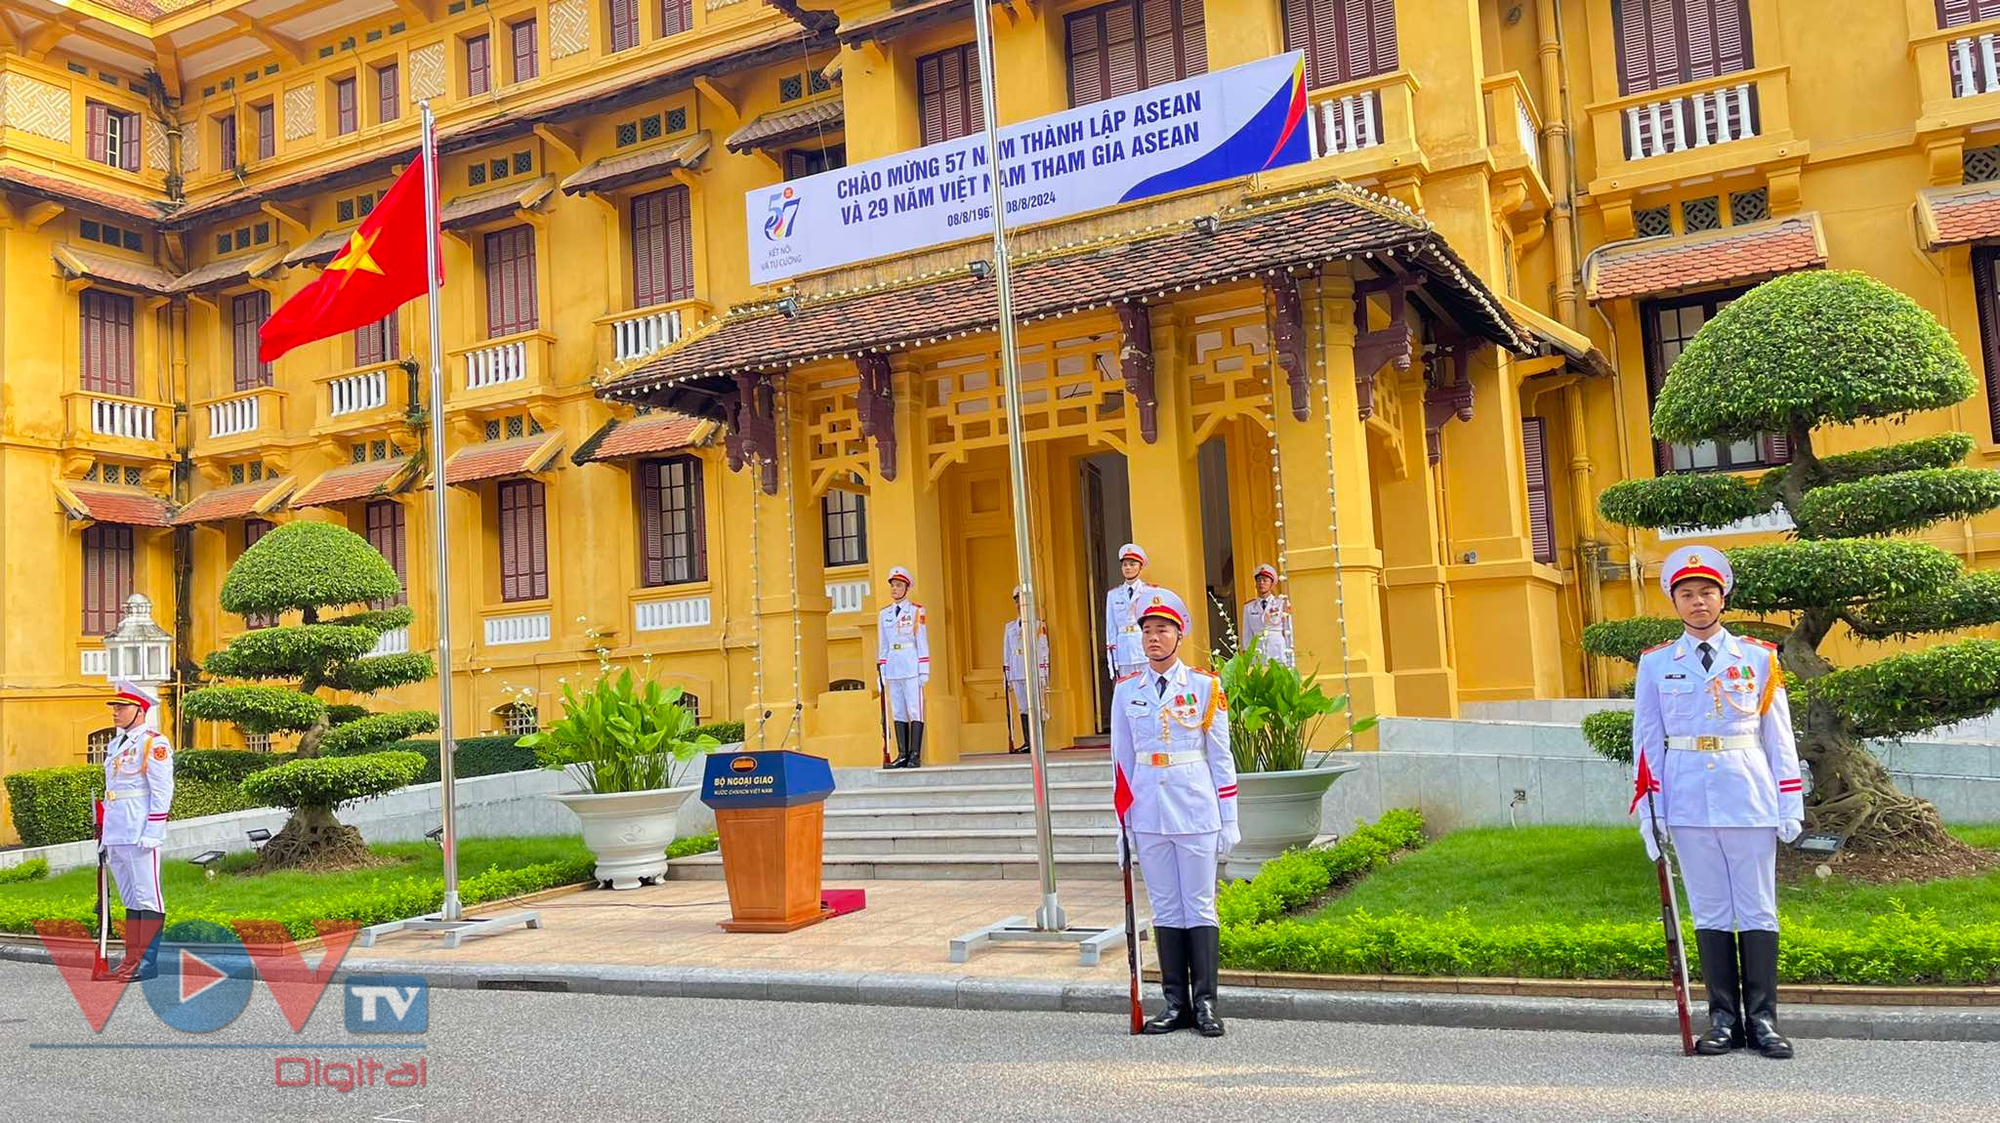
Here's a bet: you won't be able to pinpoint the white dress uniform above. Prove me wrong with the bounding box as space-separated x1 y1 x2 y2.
101 709 175 915
1104 544 1155 678
1002 587 1049 723
1632 545 1801 1059
1239 571 1294 667
1109 587 1237 1037
877 566 931 768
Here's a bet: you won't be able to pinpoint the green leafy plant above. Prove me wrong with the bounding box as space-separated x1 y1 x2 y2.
1592 270 2000 862
1216 809 1426 926
179 522 436 870
240 753 426 816
0 859 49 884
520 670 718 794
1213 635 1377 773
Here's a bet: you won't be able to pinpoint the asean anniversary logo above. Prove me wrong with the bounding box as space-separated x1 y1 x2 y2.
763 186 801 241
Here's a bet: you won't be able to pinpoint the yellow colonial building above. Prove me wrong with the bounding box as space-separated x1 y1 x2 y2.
5 0 2000 838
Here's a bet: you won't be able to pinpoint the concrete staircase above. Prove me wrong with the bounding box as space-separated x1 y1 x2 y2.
666 755 1125 881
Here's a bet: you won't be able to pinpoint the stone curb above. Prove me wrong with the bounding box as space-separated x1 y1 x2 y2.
4 942 1997 1042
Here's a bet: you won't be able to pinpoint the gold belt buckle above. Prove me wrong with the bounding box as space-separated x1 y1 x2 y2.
1695 735 1722 753
1147 752 1170 766
103 791 116 802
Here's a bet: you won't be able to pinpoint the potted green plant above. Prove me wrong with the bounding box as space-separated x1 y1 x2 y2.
520 670 718 889
1213 634 1375 879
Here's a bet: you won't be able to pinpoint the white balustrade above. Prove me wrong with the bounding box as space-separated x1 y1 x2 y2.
634 595 712 632
612 306 685 364
1314 91 1383 158
484 612 552 646
329 368 389 417
1954 33 2000 98
208 395 260 438
367 625 410 657
89 397 157 441
826 580 869 615
1657 504 1794 542
1516 97 1542 178
464 338 529 390
1622 83 1757 161
80 649 110 677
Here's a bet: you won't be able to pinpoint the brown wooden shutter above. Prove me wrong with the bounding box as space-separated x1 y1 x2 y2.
1939 0 2000 26
243 518 278 626
631 190 665 309
1975 247 2000 444
82 524 134 635
661 0 692 36
468 35 490 95
1522 417 1555 565
366 500 408 606
639 461 666 586
1104 3 1140 99
378 64 400 122
256 103 274 159
1180 0 1209 78
611 0 639 51
119 112 140 172
81 290 136 396
1683 0 1753 82
689 457 708 581
86 102 108 164
219 114 236 171
1641 298 1673 475
1141 0 1178 88
355 312 398 366
336 77 357 133
484 226 538 336
499 480 548 601
1287 0 1388 90
512 20 539 81
1067 9 1106 107
665 185 692 302
1614 0 1659 94
232 292 271 390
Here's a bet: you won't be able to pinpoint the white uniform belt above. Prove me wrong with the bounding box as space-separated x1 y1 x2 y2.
103 789 145 801
1667 734 1758 753
1138 750 1205 767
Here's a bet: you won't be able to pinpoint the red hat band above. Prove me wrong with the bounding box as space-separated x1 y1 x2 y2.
1138 604 1187 629
1669 563 1728 591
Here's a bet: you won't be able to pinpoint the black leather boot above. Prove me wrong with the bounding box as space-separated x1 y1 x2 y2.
1189 925 1224 1037
1012 715 1031 753
129 910 163 982
1693 929 1743 1054
1142 927 1193 1033
908 721 925 769
1739 930 1794 1059
891 721 911 768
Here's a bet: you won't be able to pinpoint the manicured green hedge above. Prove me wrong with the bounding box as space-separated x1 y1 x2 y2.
240 752 425 811
175 749 290 785
691 721 746 744
1581 709 1636 764
1217 809 1426 928
170 779 264 820
327 735 539 784
0 859 48 884
4 767 270 846
667 832 719 859
317 710 438 757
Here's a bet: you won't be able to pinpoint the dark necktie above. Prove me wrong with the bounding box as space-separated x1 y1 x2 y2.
1698 641 1714 672
1155 676 1168 698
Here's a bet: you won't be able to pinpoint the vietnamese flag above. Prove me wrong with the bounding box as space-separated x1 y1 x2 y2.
259 155 442 363
1629 750 1661 815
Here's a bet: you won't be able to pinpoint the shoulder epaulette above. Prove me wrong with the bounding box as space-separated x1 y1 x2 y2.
1642 641 1672 654
1115 671 1142 684
1192 668 1219 679
1747 637 1778 650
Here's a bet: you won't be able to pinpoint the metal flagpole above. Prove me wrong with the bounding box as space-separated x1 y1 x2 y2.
948 0 1141 966
355 101 540 949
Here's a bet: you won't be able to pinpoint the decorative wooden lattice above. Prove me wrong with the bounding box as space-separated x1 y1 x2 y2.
1185 303 1276 446
804 373 871 498
921 327 1128 483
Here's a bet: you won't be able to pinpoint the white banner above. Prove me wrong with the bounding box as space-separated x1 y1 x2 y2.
746 52 1313 286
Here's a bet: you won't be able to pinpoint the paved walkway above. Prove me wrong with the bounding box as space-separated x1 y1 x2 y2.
345 877 1140 984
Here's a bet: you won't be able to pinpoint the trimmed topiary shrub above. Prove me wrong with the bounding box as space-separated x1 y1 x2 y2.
690 721 746 745
1595 270 2000 861
174 749 290 785
4 766 101 847
238 753 427 869
324 736 539 784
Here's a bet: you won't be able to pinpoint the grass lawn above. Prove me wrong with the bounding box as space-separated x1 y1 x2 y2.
1310 824 2000 931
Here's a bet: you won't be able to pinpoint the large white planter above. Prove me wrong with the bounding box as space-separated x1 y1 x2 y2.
548 785 696 889
1222 761 1360 881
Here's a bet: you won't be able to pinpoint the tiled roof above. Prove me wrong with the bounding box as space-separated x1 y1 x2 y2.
605 185 1530 403
443 432 566 486
53 246 178 294
439 176 555 231
56 484 174 528
285 226 357 267
0 165 166 221
1499 294 1613 379
169 145 412 226
169 245 288 293
1586 216 1825 303
1919 183 2000 249
839 0 971 47
573 413 717 464
560 134 711 196
291 458 415 509
726 100 845 153
171 478 296 526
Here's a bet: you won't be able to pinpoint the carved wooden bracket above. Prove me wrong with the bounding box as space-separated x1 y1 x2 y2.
1267 275 1310 421
855 352 898 481
1115 301 1158 443
725 372 780 495
1422 341 1477 466
1352 282 1414 422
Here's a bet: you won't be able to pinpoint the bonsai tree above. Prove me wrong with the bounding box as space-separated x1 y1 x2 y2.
182 521 437 869
521 669 717 793
1587 270 2000 860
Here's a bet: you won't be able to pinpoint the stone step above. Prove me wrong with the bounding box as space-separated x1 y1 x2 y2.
822 827 1120 856
665 851 1124 881
824 805 1122 832
836 759 1113 790
827 780 1110 810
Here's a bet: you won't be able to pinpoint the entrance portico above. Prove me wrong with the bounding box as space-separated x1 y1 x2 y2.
605 185 1550 765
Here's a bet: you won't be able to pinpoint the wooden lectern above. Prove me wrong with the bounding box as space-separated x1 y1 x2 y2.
699 749 837 933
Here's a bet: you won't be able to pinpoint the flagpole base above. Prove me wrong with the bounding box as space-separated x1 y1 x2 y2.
355 909 542 951
949 914 1149 968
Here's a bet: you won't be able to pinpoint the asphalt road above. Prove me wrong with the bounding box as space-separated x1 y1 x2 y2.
5 960 1998 1123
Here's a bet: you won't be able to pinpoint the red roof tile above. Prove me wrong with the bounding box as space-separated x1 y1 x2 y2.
573 413 715 463
1587 216 1825 303
0 165 166 221
839 0 971 47
292 459 414 509
560 135 710 196
605 185 1528 401
439 176 555 231
1922 185 2000 249
726 100 844 153
62 485 173 528
53 246 178 294
443 433 565 485
172 478 295 525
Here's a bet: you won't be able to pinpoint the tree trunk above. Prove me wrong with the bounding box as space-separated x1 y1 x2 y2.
253 804 384 872
1796 727 1965 854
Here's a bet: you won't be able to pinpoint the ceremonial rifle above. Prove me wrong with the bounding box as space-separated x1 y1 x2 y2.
1638 753 1696 1056
1114 765 1142 1033
1003 680 1017 754
93 798 111 979
876 667 893 769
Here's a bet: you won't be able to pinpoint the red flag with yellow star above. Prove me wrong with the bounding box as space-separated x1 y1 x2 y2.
258 155 441 363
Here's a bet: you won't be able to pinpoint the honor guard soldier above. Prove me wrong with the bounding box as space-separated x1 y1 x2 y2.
1239 564 1294 667
1634 545 1802 1059
1110 588 1238 1038
1104 543 1154 680
877 566 930 769
97 679 174 981
1002 585 1049 755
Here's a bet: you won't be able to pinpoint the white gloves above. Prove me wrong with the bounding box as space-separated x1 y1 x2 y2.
919 676 929 689
1779 818 1803 844
1640 821 1665 863
1220 821 1241 858
139 837 163 851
